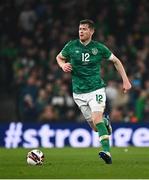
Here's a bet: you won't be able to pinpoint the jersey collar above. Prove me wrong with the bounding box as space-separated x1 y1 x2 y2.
79 39 92 47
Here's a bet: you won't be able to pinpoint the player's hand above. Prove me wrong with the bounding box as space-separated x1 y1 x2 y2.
123 81 132 93
61 63 72 72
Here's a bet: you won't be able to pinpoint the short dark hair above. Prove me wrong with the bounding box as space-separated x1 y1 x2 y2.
79 19 95 29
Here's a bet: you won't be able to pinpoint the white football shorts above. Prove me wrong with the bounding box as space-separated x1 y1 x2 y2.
73 88 106 122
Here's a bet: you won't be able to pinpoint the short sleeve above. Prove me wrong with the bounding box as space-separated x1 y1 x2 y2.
61 41 72 59
101 44 112 60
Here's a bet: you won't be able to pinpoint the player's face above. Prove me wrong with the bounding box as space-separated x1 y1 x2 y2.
79 24 94 42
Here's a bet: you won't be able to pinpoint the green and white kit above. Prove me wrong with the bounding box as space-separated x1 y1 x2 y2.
61 39 113 117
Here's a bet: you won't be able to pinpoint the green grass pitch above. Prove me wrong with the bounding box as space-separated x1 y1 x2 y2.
0 147 148 179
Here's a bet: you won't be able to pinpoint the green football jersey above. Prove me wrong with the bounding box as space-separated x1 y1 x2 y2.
61 39 112 94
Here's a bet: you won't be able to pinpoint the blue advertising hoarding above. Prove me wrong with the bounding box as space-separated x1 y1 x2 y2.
0 122 149 148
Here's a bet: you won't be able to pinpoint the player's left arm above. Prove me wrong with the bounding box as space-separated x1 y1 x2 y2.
110 54 132 93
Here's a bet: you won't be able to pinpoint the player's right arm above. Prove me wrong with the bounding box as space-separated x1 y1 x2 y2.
56 53 72 73
56 41 72 73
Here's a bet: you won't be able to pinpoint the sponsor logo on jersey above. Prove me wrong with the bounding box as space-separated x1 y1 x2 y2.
75 50 80 53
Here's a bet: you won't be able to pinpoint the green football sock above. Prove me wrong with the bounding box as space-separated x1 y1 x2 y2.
103 117 108 126
100 139 110 152
96 122 110 152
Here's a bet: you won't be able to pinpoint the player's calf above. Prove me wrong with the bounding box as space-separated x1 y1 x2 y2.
103 115 112 135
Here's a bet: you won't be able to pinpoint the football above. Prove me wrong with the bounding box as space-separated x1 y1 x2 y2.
26 149 44 165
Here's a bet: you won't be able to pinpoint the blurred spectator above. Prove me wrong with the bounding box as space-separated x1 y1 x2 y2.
38 105 58 123
143 95 149 122
18 74 40 121
110 107 124 122
106 80 118 107
124 109 138 123
135 90 147 121
35 88 49 116
18 3 37 33
22 94 37 121
112 83 129 108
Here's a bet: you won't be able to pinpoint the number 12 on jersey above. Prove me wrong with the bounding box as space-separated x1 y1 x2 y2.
82 53 90 62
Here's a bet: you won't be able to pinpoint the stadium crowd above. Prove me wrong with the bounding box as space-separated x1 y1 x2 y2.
0 0 148 123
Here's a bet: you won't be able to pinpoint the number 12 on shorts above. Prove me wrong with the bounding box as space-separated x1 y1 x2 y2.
96 94 103 103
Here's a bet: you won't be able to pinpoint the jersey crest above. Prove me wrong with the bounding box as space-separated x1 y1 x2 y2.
92 48 98 55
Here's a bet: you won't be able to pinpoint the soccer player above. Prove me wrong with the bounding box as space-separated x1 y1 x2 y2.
56 19 131 164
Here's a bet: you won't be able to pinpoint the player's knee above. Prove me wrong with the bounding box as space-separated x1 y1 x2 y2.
92 115 103 124
87 120 98 132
